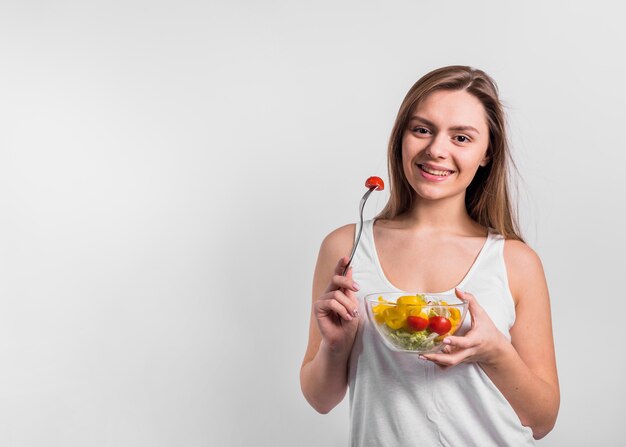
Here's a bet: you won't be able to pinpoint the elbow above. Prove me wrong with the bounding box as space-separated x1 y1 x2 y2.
517 392 560 440
531 419 556 440
312 403 334 415
299 368 343 415
301 390 340 415
522 386 559 440
301 384 344 414
529 402 560 440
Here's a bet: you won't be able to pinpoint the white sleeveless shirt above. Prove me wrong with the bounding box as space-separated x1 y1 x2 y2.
348 220 536 446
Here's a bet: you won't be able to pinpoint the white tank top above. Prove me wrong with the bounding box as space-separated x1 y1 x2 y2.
348 220 536 446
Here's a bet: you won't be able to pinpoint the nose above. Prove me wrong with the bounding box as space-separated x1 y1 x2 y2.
426 134 449 159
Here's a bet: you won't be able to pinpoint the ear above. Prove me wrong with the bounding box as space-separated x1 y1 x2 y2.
479 153 491 167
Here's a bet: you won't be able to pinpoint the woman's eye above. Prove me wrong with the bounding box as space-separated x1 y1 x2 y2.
454 135 470 143
413 127 430 135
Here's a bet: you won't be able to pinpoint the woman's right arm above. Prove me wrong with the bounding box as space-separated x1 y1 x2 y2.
300 225 360 414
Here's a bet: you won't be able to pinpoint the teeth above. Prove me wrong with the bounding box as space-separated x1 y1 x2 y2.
421 165 452 176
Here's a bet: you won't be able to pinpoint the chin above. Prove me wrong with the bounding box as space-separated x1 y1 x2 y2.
411 185 465 203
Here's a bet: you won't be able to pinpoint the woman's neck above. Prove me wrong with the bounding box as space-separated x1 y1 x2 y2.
396 195 485 236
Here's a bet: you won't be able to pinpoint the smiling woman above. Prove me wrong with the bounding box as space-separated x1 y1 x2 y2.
381 66 521 240
300 66 559 446
401 90 491 202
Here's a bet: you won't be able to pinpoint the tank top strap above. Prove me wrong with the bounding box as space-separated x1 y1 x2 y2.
350 219 378 278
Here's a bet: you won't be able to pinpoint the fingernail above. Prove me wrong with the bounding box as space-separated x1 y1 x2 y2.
353 282 360 291
419 355 428 361
443 338 451 344
346 313 353 321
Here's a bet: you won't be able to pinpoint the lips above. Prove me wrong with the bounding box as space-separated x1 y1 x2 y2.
417 163 455 177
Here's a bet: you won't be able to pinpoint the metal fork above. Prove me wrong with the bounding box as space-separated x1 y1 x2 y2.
342 186 378 276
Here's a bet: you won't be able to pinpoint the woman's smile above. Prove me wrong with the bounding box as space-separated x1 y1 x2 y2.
417 163 456 181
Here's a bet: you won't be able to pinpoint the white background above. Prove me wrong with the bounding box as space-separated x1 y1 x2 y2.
1 1 625 446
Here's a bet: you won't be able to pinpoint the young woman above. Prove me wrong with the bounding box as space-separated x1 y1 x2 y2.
300 66 559 446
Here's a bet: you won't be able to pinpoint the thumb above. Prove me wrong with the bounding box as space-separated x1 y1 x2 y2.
455 288 483 319
334 256 350 276
346 266 353 280
341 257 354 280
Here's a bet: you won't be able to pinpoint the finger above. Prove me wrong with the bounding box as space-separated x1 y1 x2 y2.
326 274 360 294
455 289 484 320
323 290 360 319
316 294 355 321
333 256 351 276
345 263 353 280
421 349 469 366
338 288 360 318
442 335 475 350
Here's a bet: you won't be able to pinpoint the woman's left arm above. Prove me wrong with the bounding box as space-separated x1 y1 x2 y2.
422 240 560 439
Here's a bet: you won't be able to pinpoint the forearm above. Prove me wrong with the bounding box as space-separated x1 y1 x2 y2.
300 342 351 414
481 342 559 439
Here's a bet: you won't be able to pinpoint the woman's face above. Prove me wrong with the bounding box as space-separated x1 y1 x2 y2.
401 89 491 204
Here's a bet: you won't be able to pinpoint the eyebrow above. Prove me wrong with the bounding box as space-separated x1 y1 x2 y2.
408 115 480 134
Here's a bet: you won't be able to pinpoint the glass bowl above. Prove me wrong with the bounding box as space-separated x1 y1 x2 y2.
365 292 468 354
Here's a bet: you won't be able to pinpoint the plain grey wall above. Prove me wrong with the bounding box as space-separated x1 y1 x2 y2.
1 1 624 446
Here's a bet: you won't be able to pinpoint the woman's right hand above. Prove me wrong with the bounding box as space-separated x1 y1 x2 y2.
313 256 361 354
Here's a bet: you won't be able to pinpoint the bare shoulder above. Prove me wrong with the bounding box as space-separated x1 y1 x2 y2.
318 224 356 261
312 224 357 303
503 239 547 306
503 239 543 270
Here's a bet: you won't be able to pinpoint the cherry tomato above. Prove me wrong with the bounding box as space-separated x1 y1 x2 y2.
365 176 384 191
428 316 452 335
407 315 429 332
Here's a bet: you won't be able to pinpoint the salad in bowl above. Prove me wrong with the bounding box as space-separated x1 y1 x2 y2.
365 292 469 354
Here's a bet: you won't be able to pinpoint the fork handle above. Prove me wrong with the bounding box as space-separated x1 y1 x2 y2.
342 187 376 276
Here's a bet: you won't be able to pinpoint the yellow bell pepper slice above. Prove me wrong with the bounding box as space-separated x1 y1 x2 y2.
433 307 462 342
407 307 428 318
449 307 461 326
397 295 420 306
397 294 426 315
372 296 394 323
383 307 406 330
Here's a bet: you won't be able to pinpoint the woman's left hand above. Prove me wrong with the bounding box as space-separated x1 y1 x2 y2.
420 289 510 367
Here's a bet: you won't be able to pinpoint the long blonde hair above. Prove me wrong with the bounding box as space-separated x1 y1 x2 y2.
378 65 523 241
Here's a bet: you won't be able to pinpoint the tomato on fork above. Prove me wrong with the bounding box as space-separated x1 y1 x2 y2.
365 176 384 191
